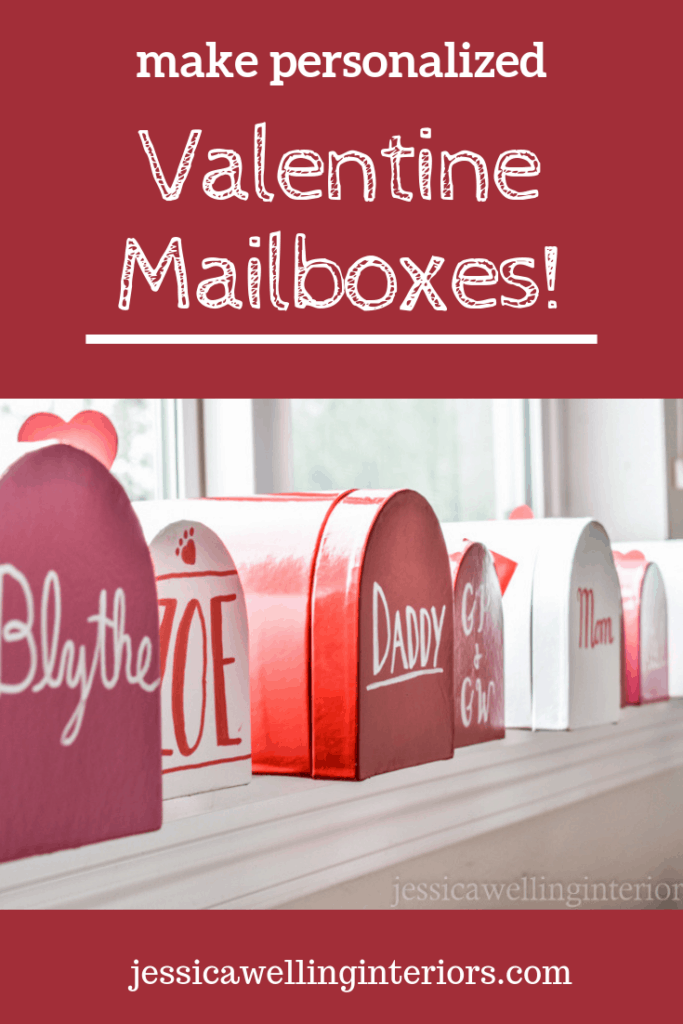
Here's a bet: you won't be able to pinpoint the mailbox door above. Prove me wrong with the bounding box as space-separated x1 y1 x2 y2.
612 551 648 705
628 541 683 698
150 521 251 797
564 522 622 729
0 446 161 864
451 542 505 747
312 489 454 780
639 563 668 703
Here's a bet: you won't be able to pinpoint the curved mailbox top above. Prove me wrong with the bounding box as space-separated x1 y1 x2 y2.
148 520 251 798
612 549 668 705
443 519 622 730
135 493 350 775
445 539 505 748
0 446 161 864
312 489 454 779
626 541 682 698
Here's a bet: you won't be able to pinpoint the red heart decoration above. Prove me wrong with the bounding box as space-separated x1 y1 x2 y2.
17 411 118 470
489 548 518 595
612 549 646 566
463 537 518 596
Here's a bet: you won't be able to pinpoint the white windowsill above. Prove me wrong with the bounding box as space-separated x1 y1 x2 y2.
1 700 682 909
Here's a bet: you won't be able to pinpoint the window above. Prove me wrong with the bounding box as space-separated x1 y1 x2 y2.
291 398 498 520
290 398 540 520
0 399 158 500
0 398 542 520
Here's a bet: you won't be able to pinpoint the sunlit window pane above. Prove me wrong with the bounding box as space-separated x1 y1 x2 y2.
291 399 497 521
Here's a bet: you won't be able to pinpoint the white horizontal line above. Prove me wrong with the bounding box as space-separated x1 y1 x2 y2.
367 667 445 690
86 334 597 345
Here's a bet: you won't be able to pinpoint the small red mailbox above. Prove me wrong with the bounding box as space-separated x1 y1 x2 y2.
612 549 668 705
311 489 454 779
446 540 505 747
0 445 162 864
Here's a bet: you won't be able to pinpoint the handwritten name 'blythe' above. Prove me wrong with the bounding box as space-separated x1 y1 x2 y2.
136 43 546 84
0 566 159 746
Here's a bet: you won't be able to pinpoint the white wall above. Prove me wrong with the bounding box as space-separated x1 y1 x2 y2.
561 399 668 542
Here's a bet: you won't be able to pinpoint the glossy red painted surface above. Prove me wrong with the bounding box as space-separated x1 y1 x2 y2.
312 489 455 780
613 549 668 705
204 493 351 774
448 541 505 746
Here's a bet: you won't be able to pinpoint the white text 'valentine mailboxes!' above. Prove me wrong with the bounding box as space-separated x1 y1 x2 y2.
443 519 622 730
135 493 353 776
612 549 668 705
625 541 683 699
134 512 251 797
441 537 505 746
135 490 455 779
311 489 454 779
0 445 162 864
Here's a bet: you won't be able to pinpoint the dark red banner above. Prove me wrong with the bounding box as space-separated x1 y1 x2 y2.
4 0 679 394
1 910 679 1021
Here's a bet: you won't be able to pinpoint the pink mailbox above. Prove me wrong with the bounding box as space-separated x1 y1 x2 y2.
623 541 682 698
612 549 668 705
442 537 505 747
0 445 161 864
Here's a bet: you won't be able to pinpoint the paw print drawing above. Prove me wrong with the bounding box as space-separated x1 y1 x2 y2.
175 528 196 565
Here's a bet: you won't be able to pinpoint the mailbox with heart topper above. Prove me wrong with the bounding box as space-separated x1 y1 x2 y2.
441 536 506 747
0 416 162 864
624 541 683 699
612 549 668 705
135 489 455 779
442 518 622 730
133 508 251 798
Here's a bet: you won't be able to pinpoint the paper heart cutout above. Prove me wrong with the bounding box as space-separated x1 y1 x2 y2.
18 411 118 470
509 504 534 520
489 548 518 595
460 539 518 596
613 549 646 566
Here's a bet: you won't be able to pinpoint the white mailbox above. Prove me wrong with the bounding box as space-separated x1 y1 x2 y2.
135 507 251 798
624 540 682 698
442 518 622 730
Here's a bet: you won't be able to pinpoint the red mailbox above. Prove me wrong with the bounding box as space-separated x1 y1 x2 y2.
446 540 505 747
0 445 161 864
612 549 668 705
135 489 454 779
311 489 454 779
135 492 353 775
